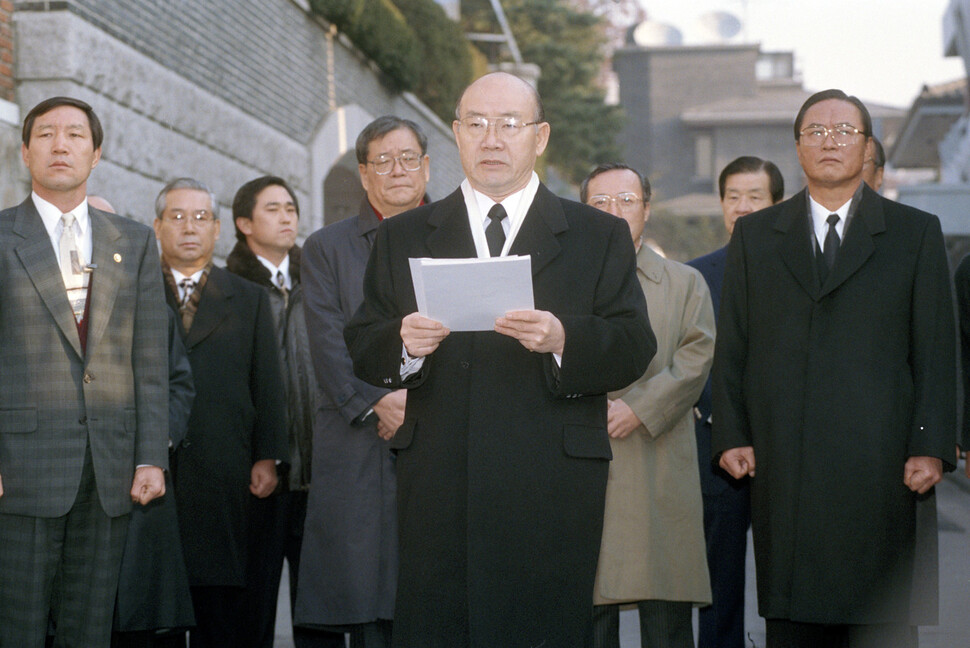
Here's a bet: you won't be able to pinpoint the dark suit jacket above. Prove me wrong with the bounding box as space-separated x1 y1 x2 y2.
168 266 287 587
295 199 397 626
687 245 733 497
711 185 955 624
345 184 655 647
0 197 169 518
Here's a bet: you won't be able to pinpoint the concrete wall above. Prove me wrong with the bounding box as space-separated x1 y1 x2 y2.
10 0 463 258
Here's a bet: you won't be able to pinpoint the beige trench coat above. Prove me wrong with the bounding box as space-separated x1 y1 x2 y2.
593 244 715 605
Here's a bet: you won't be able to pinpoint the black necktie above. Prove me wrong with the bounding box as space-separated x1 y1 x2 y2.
485 203 507 257
823 214 841 270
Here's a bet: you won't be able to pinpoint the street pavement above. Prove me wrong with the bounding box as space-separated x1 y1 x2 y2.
273 466 970 647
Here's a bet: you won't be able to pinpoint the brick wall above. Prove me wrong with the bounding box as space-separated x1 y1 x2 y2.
0 0 13 101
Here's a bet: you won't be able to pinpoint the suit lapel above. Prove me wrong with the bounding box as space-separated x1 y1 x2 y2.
12 198 83 357
426 190 477 258
84 210 123 360
820 187 882 298
184 267 233 349
775 190 821 301
508 184 565 276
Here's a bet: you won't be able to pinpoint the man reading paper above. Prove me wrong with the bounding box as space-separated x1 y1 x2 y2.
344 72 654 647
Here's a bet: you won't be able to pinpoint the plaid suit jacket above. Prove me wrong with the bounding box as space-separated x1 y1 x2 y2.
0 197 169 518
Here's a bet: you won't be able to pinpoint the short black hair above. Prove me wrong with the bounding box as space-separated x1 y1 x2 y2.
580 162 651 204
870 136 886 169
793 89 872 141
232 176 300 244
355 116 428 164
718 156 785 203
22 96 103 150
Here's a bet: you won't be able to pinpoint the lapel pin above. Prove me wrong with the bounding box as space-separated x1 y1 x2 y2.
113 253 122 263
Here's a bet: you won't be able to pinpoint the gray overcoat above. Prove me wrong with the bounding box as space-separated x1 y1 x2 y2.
295 200 397 625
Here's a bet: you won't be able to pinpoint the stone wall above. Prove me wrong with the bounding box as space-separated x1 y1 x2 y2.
10 0 463 257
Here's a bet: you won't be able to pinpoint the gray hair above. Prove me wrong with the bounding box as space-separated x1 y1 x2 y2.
154 177 219 220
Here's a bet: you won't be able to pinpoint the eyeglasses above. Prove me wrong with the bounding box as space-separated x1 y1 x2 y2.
457 116 539 140
587 193 644 212
798 124 866 147
367 153 424 175
161 210 216 225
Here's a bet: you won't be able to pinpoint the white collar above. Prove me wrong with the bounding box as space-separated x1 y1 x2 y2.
256 253 291 290
460 172 540 258
32 191 89 240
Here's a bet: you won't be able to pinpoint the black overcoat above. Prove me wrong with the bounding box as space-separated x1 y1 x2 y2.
169 266 288 587
345 185 655 647
711 185 955 624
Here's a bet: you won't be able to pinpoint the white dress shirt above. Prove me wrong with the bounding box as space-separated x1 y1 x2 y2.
33 192 92 268
256 254 291 290
460 172 540 258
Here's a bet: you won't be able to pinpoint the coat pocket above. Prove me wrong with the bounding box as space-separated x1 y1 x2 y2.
563 423 612 460
0 408 38 433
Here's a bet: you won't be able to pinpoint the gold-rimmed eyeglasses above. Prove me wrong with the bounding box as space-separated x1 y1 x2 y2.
161 210 216 225
587 193 643 212
798 124 866 147
367 153 424 175
456 116 539 140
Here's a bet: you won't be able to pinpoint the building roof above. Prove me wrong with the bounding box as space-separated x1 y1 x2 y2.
890 78 967 169
682 85 907 129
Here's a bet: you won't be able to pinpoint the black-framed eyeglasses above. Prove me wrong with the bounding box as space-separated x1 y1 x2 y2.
367 153 424 175
799 124 866 147
456 116 539 140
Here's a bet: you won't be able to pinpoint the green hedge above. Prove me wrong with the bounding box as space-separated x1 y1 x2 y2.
311 0 475 121
311 0 422 90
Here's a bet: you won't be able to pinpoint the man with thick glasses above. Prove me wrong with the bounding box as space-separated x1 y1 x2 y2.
581 163 715 648
712 89 955 648
345 73 654 647
296 116 430 647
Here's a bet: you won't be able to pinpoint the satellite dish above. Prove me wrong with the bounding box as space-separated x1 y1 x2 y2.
631 20 683 47
694 11 742 43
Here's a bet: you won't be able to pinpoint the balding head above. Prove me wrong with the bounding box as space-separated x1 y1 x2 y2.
452 73 550 201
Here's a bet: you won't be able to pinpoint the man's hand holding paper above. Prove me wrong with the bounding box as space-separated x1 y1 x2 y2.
401 312 450 357
494 310 565 355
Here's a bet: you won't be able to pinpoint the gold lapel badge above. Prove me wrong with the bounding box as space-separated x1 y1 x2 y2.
113 253 122 263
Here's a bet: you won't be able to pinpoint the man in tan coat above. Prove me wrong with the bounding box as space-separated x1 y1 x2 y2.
582 163 715 648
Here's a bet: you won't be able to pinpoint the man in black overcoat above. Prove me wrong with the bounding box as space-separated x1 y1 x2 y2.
345 72 655 647
712 89 956 648
153 178 288 648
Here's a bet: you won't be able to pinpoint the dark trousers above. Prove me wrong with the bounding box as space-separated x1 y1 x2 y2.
188 586 248 648
587 601 693 648
112 630 187 648
0 444 129 648
698 481 751 648
247 489 345 648
765 619 918 648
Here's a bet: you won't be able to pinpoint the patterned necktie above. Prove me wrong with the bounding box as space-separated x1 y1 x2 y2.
486 203 507 257
179 278 196 308
276 269 289 306
823 214 841 270
59 213 88 323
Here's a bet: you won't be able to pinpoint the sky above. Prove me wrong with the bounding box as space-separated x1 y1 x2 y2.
639 0 966 108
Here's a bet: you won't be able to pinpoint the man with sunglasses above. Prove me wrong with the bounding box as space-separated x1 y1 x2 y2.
295 116 430 647
712 89 955 648
345 73 653 647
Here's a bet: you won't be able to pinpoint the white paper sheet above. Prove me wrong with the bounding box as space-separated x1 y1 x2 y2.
408 255 534 331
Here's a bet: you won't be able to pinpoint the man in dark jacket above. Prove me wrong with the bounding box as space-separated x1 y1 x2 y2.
154 177 288 648
295 115 430 647
712 90 955 648
226 176 344 648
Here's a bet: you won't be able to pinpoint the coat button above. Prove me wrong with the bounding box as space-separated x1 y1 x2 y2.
83 372 94 383
78 416 87 425
460 361 470 369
